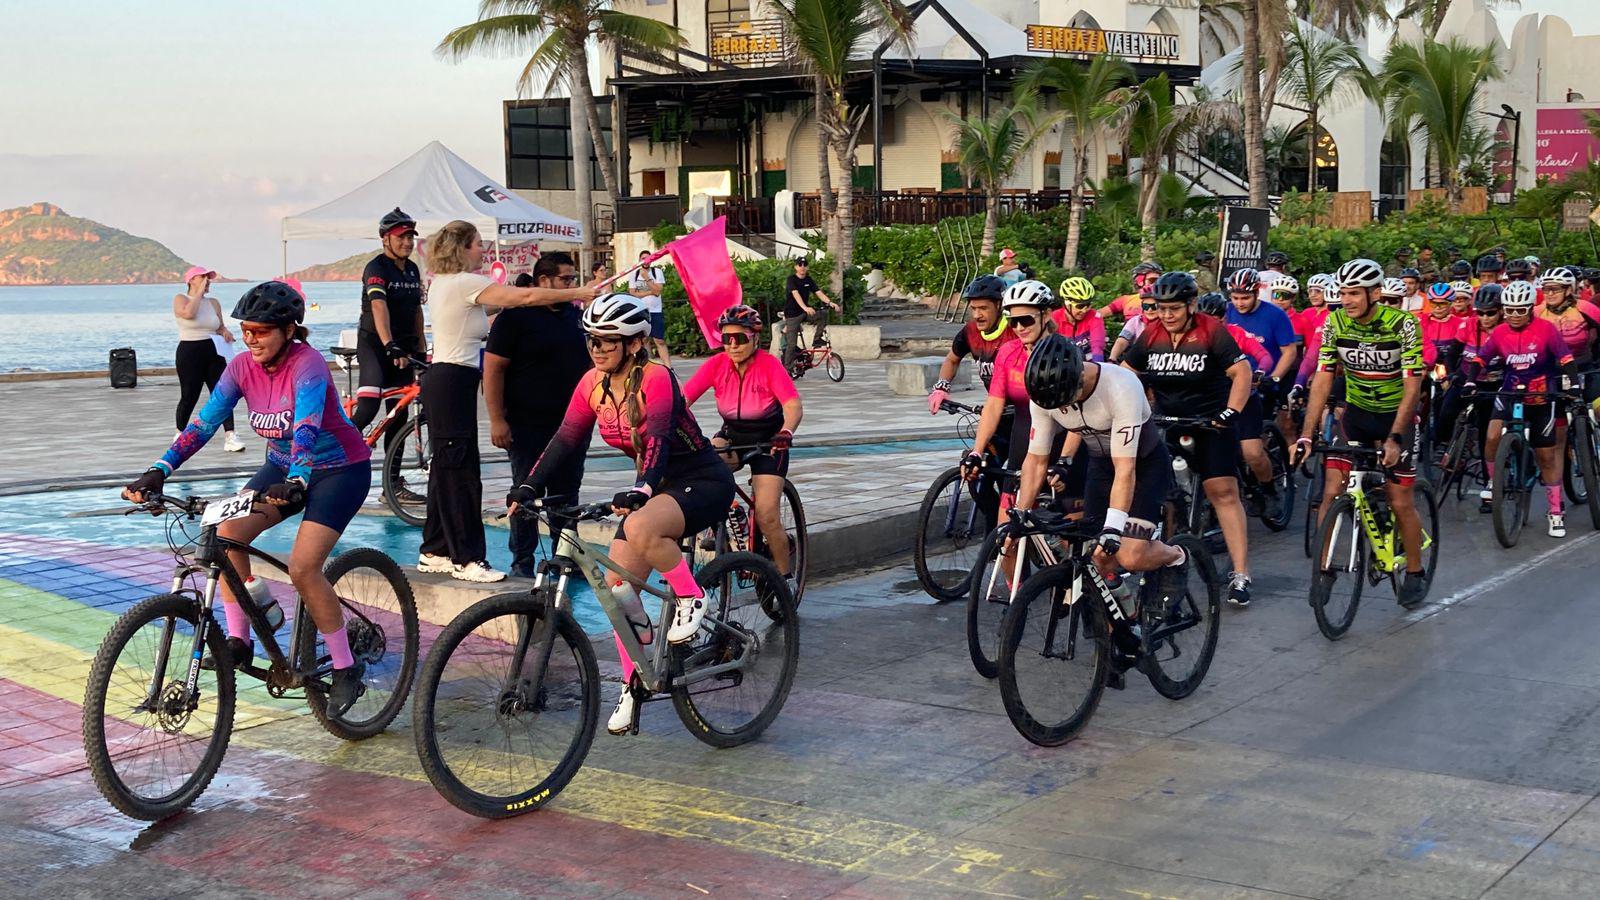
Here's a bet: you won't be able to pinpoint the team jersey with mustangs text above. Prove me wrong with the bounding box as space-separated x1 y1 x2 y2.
1316 305 1425 413
952 320 1018 389
1028 363 1162 459
1122 314 1245 417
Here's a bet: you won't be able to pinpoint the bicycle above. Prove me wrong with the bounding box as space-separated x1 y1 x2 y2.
965 490 1065 679
412 500 797 818
914 398 1006 602
995 512 1218 747
1242 420 1297 532
330 344 431 526
1151 416 1228 555
1485 390 1572 547
1301 407 1340 558
1434 393 1486 504
82 492 419 820
1561 387 1600 529
783 312 845 383
1306 444 1441 640
709 443 809 607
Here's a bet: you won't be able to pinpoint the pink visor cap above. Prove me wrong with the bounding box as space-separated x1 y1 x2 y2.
183 265 218 282
999 248 1016 260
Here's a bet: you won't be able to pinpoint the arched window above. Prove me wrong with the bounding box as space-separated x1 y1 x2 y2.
1067 10 1101 30
1279 120 1339 193
1379 137 1410 197
1148 9 1178 35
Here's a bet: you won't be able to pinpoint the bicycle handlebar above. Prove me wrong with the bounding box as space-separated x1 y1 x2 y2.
938 398 981 416
1151 415 1224 430
125 492 205 518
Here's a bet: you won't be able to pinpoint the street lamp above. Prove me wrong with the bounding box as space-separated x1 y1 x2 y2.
1482 104 1521 200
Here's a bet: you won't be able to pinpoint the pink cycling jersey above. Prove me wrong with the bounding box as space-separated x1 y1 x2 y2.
1225 322 1272 373
1049 307 1107 361
989 339 1031 404
1536 300 1600 365
682 349 798 432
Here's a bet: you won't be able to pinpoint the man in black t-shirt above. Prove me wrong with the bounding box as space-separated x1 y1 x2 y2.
781 258 840 371
1122 272 1259 607
484 251 591 576
354 208 427 457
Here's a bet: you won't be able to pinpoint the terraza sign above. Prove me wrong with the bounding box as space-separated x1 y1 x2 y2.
1025 25 1181 60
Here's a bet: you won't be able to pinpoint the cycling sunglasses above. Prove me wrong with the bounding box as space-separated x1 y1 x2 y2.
1069 301 1094 311
720 332 753 346
1009 314 1039 329
587 335 625 352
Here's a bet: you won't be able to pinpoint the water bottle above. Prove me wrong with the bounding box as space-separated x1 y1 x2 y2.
1104 572 1137 620
244 576 284 631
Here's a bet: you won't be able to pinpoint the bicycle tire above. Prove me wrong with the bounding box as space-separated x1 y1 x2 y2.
1408 479 1443 601
82 593 236 820
1492 434 1529 548
1576 412 1600 530
966 526 1023 679
1259 426 1296 532
1310 495 1367 641
413 589 598 818
1435 417 1472 502
1141 534 1221 699
747 480 808 614
382 416 430 527
825 352 845 382
671 551 799 748
997 564 1109 747
914 466 984 602
300 549 420 740
1303 465 1324 558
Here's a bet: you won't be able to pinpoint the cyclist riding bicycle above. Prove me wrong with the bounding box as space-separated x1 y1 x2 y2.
1436 285 1505 482
352 209 426 468
1225 267 1299 520
682 304 804 590
1051 275 1106 361
1535 265 1600 407
1122 273 1257 606
1291 258 1430 608
1420 282 1466 369
1459 280 1584 537
929 275 1017 414
510 293 736 735
122 281 373 714
1108 286 1160 363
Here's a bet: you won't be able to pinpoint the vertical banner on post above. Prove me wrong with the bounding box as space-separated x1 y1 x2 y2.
660 216 741 349
1218 207 1270 280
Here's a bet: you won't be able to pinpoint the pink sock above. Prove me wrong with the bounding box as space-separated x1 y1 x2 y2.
322 626 355 669
1545 482 1563 514
661 559 703 599
1484 460 1494 480
222 599 251 643
614 632 636 683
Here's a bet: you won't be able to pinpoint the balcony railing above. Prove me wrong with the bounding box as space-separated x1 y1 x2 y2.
793 190 1071 229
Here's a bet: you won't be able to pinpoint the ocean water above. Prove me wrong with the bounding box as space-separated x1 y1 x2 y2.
0 282 361 372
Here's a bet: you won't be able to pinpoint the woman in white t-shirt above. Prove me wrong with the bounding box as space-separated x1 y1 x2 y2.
416 220 599 583
173 265 245 451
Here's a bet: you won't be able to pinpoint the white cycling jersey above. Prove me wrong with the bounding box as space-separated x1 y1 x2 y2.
1028 362 1161 459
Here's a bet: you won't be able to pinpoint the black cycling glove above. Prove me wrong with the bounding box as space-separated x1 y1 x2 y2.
507 483 543 509
612 489 651 512
262 479 306 506
384 341 409 362
125 469 166 500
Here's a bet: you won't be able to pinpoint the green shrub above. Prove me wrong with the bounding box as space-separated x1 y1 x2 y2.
659 255 863 356
648 220 689 247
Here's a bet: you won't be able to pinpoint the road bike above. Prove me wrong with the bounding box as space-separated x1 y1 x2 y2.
1243 421 1297 532
1152 416 1229 555
783 312 845 382
330 345 431 526
1561 386 1600 529
1306 444 1441 640
412 500 797 818
914 398 1005 602
1486 390 1574 547
708 443 808 607
996 512 1218 747
82 492 418 820
1434 394 1486 504
966 493 1065 680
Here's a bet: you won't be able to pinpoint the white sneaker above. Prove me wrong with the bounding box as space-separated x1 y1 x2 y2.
666 594 708 644
607 687 636 735
417 553 453 574
1548 513 1567 538
223 433 246 453
451 560 506 583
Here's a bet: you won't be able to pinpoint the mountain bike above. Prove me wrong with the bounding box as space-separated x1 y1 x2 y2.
1487 390 1572 547
82 492 418 820
1243 422 1297 532
996 512 1218 747
1434 395 1486 503
412 500 797 818
708 444 808 607
914 398 1005 602
1306 444 1441 640
331 345 431 526
784 312 844 382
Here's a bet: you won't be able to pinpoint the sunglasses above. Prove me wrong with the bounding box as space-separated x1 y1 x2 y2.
1009 314 1038 329
239 325 281 339
1477 310 1501 317
1504 307 1532 315
587 336 625 352
1141 303 1157 312
1070 302 1094 311
720 332 753 346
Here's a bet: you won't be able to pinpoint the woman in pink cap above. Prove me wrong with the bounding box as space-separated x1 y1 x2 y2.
173 265 245 452
994 248 1024 285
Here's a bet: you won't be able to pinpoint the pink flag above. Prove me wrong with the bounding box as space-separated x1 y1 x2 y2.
654 217 741 349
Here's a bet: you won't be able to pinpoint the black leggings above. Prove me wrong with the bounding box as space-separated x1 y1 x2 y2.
174 339 234 432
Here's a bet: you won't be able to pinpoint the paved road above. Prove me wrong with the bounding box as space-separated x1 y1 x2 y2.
5 477 1600 897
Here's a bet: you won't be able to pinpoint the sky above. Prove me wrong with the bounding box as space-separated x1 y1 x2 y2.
0 1 1592 279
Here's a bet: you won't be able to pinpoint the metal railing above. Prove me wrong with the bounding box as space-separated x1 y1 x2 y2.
792 190 1070 230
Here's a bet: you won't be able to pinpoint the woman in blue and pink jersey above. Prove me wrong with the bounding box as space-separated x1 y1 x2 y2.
510 293 736 736
683 304 803 585
123 281 372 715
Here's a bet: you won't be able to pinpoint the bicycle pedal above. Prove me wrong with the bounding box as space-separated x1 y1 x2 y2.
1106 670 1127 691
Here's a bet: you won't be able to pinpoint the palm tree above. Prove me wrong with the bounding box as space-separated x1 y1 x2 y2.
1017 53 1138 270
1378 37 1504 212
1126 75 1235 261
1390 0 1515 38
766 0 914 294
437 1 681 269
1277 16 1375 195
944 98 1062 258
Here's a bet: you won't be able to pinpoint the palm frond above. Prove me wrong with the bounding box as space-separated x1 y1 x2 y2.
593 9 684 52
435 14 551 62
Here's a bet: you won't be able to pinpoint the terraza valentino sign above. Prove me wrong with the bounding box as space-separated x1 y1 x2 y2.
1025 25 1181 60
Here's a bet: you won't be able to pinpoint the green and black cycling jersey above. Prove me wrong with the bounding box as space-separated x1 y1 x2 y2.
1316 304 1424 414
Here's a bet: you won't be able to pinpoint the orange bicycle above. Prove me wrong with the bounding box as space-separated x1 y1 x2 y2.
331 345 431 526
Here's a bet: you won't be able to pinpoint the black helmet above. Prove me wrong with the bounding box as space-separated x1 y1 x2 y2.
1586 267 1600 284
1195 249 1215 263
1399 267 1421 280
1473 283 1503 312
1505 257 1533 279
962 274 1007 303
1265 249 1290 266
1448 259 1473 278
1024 334 1085 410
231 281 305 325
1197 291 1229 317
379 207 417 237
1150 271 1199 304
1131 261 1164 276
1476 253 1503 274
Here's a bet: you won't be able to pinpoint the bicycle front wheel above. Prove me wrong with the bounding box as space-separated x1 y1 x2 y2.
413 590 598 818
1310 495 1367 641
1141 534 1221 700
1492 434 1531 548
672 552 799 748
997 565 1109 747
1574 413 1600 530
1260 426 1297 531
302 549 420 740
966 527 1028 679
382 416 430 527
914 466 986 602
82 594 236 820
825 352 845 382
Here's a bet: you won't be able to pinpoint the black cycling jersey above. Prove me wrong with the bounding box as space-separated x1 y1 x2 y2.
1122 314 1245 417
359 254 425 345
952 321 1018 390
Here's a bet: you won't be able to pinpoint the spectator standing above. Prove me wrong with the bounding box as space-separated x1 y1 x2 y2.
484 252 592 577
415 221 599 583
173 265 244 451
1194 250 1218 293
781 257 841 372
627 250 670 364
1385 247 1413 278
1417 245 1439 284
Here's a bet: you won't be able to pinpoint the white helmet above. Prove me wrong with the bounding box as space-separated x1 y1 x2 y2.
1543 266 1577 288
1450 279 1475 296
1271 274 1301 297
1002 279 1055 311
1334 258 1385 290
1381 277 1407 298
1307 273 1334 294
582 293 651 338
1502 280 1538 308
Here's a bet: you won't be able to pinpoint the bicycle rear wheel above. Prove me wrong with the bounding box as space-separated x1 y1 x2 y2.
1303 465 1325 558
1259 426 1296 531
1575 412 1600 530
1140 535 1221 699
382 416 430 526
1492 434 1531 548
413 590 598 818
82 594 236 820
1310 495 1367 641
997 564 1109 747
914 466 986 602
301 549 420 740
748 480 808 612
1400 480 1443 603
672 552 799 748
825 352 845 382
966 527 1030 679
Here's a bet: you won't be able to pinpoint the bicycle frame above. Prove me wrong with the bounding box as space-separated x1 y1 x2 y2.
1327 465 1432 576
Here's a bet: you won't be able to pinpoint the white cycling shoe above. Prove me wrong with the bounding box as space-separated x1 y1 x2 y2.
607 687 637 735
666 594 708 644
1549 513 1567 538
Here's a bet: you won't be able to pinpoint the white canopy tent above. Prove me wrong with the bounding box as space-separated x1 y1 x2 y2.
279 140 581 272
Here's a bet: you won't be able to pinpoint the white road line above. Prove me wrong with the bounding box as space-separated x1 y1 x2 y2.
1401 529 1600 625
